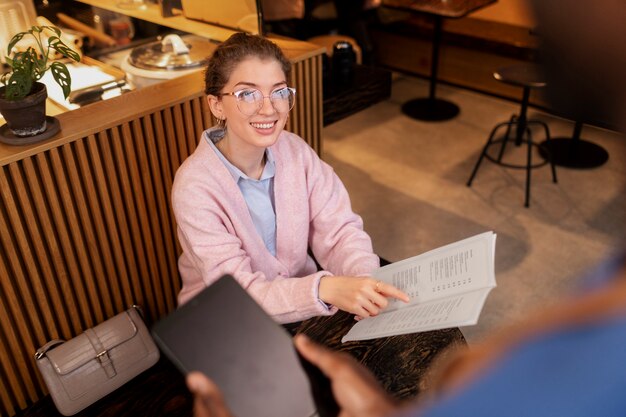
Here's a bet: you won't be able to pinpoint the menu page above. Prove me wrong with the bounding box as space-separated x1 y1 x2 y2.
376 231 496 312
342 232 496 342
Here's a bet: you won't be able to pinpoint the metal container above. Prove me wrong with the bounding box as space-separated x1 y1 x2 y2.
121 34 214 88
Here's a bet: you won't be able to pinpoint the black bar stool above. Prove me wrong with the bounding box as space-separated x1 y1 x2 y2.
467 63 558 207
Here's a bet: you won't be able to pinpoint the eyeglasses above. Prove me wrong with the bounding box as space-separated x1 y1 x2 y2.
220 87 296 116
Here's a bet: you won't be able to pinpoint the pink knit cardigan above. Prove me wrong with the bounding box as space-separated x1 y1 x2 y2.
172 130 379 323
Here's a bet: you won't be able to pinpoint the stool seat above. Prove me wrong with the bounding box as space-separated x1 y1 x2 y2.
494 63 547 89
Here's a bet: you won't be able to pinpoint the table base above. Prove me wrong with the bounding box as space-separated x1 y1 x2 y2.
539 138 609 169
401 98 460 121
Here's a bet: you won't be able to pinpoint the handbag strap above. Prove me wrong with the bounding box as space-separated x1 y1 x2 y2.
34 339 65 360
131 304 144 320
85 328 117 378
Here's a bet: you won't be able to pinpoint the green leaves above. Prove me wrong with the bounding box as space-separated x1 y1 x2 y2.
7 32 26 56
50 62 72 99
3 72 33 100
1 25 80 101
48 36 81 63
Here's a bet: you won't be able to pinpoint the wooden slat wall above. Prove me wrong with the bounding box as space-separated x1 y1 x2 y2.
0 97 207 416
0 53 322 417
288 53 324 156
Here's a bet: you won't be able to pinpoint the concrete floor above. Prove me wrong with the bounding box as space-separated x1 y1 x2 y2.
322 73 626 344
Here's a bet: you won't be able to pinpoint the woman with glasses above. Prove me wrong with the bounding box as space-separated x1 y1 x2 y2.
172 33 408 323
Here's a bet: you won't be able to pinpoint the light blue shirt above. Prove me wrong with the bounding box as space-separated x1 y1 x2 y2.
206 131 277 256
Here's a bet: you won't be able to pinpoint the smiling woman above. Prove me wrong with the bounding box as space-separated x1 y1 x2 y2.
171 32 408 324
207 55 293 176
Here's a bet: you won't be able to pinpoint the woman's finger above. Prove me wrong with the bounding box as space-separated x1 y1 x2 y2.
377 282 410 302
369 290 389 310
361 301 380 317
354 304 373 318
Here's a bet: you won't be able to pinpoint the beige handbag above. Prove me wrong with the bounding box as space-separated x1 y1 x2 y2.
34 306 160 416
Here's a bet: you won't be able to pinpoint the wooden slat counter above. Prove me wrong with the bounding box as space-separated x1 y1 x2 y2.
0 33 323 415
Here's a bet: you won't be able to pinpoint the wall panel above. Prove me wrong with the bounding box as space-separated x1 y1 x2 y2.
0 106 189 415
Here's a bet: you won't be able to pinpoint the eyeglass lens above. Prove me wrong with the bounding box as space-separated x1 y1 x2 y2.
235 87 295 116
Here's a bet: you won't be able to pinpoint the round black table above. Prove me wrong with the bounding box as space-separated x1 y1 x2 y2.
382 0 497 122
291 311 467 400
400 15 460 122
540 121 609 168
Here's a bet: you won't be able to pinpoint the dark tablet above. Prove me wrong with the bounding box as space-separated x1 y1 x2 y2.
151 275 338 417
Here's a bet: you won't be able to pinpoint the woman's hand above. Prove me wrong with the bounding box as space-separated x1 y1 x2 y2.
295 334 398 417
318 276 409 317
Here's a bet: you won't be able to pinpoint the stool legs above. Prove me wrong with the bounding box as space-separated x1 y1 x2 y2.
525 127 533 207
495 86 531 161
515 87 531 146
467 119 557 207
467 121 511 187
537 120 558 183
497 115 516 162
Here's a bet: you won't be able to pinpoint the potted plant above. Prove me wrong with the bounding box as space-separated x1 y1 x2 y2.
0 25 80 138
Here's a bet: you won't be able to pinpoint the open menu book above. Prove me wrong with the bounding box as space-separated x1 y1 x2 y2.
342 231 497 342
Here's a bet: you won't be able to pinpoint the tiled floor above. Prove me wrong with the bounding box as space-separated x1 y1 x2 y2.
322 73 626 344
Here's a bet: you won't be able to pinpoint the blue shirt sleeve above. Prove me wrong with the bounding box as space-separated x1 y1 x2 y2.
402 253 626 417
409 315 626 417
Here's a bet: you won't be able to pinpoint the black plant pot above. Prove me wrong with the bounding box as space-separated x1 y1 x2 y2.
0 82 48 137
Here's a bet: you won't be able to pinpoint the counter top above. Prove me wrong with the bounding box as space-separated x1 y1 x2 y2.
0 70 204 166
382 0 497 18
1 26 325 166
73 0 325 62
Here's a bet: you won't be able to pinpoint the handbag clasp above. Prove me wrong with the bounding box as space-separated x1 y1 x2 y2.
96 350 109 363
96 349 117 378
